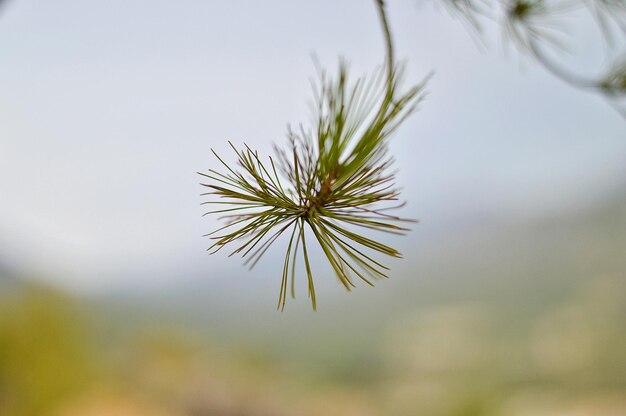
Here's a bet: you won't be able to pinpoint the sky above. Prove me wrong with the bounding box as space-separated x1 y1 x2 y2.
0 0 624 293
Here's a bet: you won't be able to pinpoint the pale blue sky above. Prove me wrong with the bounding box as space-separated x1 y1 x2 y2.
0 0 624 293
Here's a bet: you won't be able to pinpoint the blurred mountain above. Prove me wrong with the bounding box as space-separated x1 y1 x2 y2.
0 257 22 293
2 186 623 415
87 184 626 375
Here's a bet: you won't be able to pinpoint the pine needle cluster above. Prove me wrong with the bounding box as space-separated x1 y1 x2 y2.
199 1 426 310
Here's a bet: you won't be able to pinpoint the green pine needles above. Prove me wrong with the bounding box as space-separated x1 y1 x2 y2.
199 0 426 309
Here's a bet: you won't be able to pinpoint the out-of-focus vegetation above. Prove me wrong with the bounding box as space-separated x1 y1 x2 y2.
1 188 625 415
0 272 624 415
0 285 93 416
431 0 626 116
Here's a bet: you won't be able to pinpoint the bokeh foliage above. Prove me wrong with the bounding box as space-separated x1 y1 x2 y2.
431 0 626 115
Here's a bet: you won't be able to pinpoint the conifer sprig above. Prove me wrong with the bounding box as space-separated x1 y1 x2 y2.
200 0 426 309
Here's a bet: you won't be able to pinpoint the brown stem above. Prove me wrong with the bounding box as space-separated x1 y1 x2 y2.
375 0 395 102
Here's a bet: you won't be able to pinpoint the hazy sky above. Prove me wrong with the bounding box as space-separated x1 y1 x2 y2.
1 0 624 292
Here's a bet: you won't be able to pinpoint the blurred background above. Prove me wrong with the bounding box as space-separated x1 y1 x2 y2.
1 0 625 414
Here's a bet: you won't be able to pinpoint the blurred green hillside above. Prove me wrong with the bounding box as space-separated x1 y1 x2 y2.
1 187 625 415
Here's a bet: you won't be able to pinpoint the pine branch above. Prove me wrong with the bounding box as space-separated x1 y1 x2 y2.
430 0 626 117
200 0 427 310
